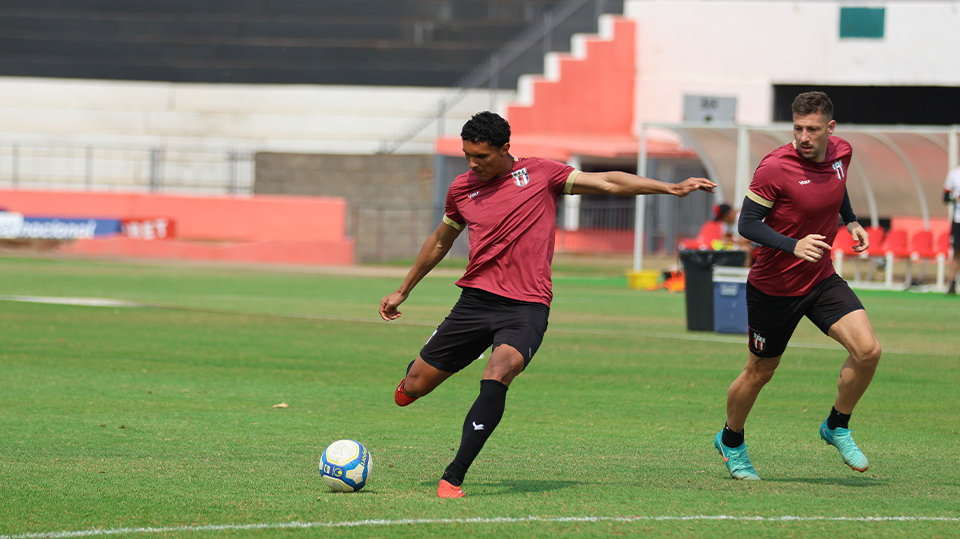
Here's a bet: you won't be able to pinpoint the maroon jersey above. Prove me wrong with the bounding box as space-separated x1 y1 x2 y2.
747 137 853 296
443 157 578 306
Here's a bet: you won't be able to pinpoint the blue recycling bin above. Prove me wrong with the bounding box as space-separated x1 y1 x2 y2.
712 266 749 334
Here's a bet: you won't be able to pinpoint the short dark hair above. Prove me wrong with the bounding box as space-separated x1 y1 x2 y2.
714 203 732 221
791 91 834 121
461 111 511 148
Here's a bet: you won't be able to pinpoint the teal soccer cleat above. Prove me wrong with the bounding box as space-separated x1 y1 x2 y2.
820 420 870 472
714 431 760 480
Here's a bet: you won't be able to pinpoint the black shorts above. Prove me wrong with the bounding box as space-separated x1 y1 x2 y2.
746 274 864 358
419 287 550 373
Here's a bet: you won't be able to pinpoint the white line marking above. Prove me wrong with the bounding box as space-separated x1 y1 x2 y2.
0 295 148 308
2 515 958 538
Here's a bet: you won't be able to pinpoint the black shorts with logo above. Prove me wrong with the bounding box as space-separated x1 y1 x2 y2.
747 273 864 358
952 221 960 251
419 286 550 373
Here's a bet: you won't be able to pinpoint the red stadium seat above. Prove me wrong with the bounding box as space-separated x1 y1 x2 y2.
881 229 909 258
862 225 885 255
918 231 953 289
933 231 952 257
832 226 858 257
907 230 935 261
833 225 884 283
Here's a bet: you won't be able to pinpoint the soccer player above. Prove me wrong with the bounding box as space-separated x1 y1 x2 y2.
943 165 960 295
380 111 716 498
713 91 882 480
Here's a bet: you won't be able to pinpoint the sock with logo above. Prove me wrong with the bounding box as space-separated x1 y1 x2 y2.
826 407 851 430
721 423 745 448
443 379 509 486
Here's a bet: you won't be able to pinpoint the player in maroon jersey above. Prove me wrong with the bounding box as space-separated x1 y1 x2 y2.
714 92 882 480
379 111 716 498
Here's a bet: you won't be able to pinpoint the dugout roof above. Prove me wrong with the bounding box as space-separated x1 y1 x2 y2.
640 123 960 229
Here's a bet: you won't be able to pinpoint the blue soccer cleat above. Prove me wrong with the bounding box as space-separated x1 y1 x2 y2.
714 431 760 480
820 420 869 472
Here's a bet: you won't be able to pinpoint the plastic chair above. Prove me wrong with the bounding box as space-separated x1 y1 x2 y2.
933 231 951 257
929 232 953 289
834 225 883 283
881 229 910 287
862 225 885 255
908 230 935 260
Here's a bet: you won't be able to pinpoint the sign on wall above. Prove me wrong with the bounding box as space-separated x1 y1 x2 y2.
683 95 737 123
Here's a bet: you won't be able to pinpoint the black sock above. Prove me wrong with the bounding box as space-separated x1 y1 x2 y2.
827 407 851 430
405 360 415 376
721 423 745 448
443 379 509 486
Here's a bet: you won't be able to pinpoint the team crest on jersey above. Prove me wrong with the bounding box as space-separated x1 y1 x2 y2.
751 331 766 352
510 168 530 187
832 160 845 180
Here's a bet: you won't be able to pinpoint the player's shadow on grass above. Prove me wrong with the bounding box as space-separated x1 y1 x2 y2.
419 479 584 495
765 476 886 487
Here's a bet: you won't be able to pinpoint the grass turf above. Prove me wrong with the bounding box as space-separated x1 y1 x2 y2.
0 256 957 538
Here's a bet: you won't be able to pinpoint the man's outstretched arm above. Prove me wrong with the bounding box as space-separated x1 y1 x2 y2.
379 220 462 321
569 171 716 197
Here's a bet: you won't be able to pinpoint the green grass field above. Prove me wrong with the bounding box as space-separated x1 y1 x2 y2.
0 256 958 539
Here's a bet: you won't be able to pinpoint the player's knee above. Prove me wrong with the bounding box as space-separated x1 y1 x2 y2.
484 348 525 384
402 375 425 397
752 368 776 386
855 340 882 367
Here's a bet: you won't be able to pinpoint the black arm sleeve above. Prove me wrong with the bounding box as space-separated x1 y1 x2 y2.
839 189 857 224
737 196 798 254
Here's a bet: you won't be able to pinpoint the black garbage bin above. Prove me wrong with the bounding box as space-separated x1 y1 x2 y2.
679 250 747 331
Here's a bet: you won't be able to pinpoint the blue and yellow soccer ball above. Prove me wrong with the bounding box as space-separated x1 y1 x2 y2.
320 439 372 492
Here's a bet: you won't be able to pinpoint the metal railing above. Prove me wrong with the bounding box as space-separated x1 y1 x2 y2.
378 0 621 155
0 142 254 195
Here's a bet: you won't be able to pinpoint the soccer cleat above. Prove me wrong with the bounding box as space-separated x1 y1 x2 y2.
820 420 869 472
714 431 760 481
437 478 465 498
394 378 418 407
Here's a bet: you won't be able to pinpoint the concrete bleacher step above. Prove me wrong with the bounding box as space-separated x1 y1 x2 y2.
0 13 531 44
0 0 620 86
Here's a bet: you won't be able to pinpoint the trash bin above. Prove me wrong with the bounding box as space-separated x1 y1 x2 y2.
679 250 747 331
712 266 750 334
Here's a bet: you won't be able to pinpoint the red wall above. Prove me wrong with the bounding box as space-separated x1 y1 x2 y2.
0 190 354 266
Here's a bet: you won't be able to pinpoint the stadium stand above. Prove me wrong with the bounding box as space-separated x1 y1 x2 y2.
0 0 621 86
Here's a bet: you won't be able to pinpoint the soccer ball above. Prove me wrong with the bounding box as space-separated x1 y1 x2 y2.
319 439 372 492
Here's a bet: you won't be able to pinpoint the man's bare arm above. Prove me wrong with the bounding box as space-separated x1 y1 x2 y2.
379 221 462 321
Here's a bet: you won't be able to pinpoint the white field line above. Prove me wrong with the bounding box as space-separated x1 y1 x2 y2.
0 295 149 308
3 515 959 539
0 295 938 356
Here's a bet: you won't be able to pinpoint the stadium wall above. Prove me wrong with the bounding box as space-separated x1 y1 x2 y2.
625 0 960 126
254 152 437 263
0 190 353 265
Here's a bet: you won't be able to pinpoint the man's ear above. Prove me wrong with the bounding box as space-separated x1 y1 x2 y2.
500 142 511 155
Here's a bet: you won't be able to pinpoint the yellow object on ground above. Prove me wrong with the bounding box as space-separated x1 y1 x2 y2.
626 270 660 290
